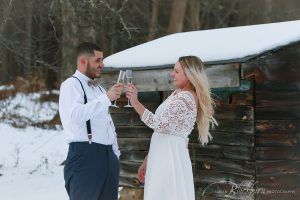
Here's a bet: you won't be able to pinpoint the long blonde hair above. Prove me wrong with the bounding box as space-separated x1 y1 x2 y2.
179 56 218 145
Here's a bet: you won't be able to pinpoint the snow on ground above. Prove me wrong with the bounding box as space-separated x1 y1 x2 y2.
0 84 14 91
0 90 123 200
0 90 68 200
0 123 69 200
104 20 300 68
0 90 59 124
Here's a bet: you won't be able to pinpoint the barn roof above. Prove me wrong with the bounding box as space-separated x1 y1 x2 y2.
104 20 300 69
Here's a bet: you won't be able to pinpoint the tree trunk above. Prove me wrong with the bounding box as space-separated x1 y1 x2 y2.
60 0 78 81
147 0 158 41
264 0 273 23
24 0 33 76
189 0 201 31
167 0 188 34
0 0 14 84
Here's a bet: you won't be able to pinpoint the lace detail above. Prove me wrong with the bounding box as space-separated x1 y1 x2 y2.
141 91 197 140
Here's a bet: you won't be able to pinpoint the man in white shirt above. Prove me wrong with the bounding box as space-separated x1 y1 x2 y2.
59 42 123 200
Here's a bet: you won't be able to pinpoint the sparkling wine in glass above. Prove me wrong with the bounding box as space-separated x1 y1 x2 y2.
124 69 133 108
111 70 125 108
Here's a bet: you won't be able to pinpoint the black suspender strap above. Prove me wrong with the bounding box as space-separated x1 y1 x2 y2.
71 76 92 144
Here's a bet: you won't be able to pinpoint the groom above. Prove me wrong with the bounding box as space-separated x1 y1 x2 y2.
59 42 123 200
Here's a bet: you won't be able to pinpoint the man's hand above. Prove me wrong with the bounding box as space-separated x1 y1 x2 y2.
106 83 124 101
137 158 147 183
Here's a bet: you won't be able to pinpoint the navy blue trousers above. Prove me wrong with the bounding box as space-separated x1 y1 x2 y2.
64 142 119 200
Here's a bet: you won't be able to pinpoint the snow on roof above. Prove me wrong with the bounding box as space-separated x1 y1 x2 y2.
104 20 300 68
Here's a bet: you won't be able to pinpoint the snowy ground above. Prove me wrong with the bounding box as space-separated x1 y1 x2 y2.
0 123 69 200
0 89 123 200
0 88 69 200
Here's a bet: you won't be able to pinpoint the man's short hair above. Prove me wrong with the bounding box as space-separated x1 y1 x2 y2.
76 42 102 59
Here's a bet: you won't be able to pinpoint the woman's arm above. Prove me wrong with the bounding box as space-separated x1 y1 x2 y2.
126 83 145 117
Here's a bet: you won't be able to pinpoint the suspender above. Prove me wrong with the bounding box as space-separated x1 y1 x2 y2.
71 76 103 144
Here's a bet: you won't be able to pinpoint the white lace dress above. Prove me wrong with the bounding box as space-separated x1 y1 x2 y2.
141 90 197 200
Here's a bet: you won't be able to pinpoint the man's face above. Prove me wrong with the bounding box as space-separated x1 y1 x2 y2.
86 50 104 79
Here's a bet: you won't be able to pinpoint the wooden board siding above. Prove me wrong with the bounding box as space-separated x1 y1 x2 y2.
242 42 300 200
113 78 255 200
100 63 240 92
117 41 300 200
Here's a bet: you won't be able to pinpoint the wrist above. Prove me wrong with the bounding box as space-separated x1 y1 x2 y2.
130 98 140 107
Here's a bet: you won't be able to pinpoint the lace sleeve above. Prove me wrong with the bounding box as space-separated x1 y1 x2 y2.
141 92 195 133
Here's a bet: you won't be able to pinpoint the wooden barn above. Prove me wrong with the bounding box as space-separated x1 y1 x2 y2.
100 20 300 200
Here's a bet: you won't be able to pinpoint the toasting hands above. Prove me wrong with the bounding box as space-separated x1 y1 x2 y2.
106 83 124 101
125 83 138 106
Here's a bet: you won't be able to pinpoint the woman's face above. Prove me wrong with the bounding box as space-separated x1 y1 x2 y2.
171 61 190 89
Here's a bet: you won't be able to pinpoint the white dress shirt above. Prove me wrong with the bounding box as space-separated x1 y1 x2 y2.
59 70 120 158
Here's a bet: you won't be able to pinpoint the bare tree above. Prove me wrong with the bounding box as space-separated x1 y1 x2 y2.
60 0 79 80
188 0 201 30
167 0 188 34
147 0 159 41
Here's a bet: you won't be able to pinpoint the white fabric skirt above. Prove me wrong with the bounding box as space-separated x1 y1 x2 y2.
144 132 195 200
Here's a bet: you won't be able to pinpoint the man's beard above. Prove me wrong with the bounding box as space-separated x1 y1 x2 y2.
86 62 100 79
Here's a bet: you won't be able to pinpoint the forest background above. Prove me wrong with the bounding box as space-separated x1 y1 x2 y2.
0 0 300 89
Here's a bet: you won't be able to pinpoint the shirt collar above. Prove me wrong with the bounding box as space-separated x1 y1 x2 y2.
74 70 92 83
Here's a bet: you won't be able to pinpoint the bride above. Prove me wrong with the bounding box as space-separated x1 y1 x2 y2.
126 56 218 200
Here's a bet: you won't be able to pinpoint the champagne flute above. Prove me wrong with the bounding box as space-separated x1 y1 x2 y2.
124 69 133 108
111 70 125 108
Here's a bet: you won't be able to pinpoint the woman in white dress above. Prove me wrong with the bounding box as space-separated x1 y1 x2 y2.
126 56 218 200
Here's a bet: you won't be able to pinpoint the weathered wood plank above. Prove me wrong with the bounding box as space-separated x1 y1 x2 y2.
256 91 300 119
256 120 300 135
189 144 254 160
214 104 254 121
119 150 148 162
192 158 254 174
189 131 254 147
111 113 144 126
120 161 141 175
230 92 253 106
256 147 300 160
211 120 254 134
100 64 240 91
256 105 300 120
118 138 150 150
256 133 300 147
256 174 300 188
116 126 153 138
256 91 300 108
256 160 300 175
210 132 254 147
256 81 300 91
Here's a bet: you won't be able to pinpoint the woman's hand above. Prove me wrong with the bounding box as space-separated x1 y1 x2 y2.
137 156 147 183
126 83 145 117
126 83 138 106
